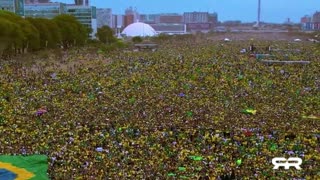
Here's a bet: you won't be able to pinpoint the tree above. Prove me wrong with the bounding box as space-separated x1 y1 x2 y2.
0 10 40 52
19 19 40 52
27 18 61 49
0 11 24 55
0 11 89 58
44 20 62 48
53 14 88 48
96 25 116 44
0 18 22 57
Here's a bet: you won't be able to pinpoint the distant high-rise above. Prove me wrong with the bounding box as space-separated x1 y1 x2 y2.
208 13 218 25
300 15 311 23
25 0 50 3
159 14 183 24
66 5 97 38
96 8 113 28
139 14 158 24
124 7 139 27
183 12 209 23
312 11 320 22
0 0 25 16
74 0 89 6
24 2 66 19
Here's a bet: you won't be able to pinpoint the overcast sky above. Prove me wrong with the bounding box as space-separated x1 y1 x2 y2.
56 0 320 23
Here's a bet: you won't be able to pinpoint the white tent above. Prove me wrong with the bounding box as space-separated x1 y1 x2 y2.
122 22 157 37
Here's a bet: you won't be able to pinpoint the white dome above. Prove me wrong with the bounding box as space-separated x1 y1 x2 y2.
122 22 157 37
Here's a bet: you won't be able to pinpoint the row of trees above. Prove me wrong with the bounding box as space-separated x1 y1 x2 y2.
0 10 90 58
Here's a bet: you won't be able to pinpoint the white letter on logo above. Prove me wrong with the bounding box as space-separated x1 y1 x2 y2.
287 157 302 170
272 157 302 170
272 157 287 170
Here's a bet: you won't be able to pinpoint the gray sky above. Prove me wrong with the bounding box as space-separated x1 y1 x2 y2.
57 0 319 23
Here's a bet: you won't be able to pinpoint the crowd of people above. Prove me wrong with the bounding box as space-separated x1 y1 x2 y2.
0 37 319 179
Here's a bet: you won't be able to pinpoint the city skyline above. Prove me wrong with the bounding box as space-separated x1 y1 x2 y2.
55 0 320 23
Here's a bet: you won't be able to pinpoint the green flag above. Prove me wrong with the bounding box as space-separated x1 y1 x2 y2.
270 143 278 151
241 108 257 115
88 93 95 100
168 172 176 176
186 111 193 117
0 155 49 180
129 97 136 104
189 156 203 161
237 74 244 80
236 159 242 165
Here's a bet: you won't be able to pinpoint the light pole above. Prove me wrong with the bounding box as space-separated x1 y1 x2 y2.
253 0 261 28
257 0 261 27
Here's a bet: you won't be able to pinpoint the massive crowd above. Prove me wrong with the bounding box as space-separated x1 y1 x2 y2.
0 37 319 179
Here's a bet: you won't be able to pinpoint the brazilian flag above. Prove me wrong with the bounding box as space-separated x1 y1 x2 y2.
0 155 48 180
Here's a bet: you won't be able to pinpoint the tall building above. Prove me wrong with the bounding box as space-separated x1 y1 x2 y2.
300 15 312 23
111 14 116 28
25 0 50 3
183 11 217 32
24 2 67 19
74 0 89 6
159 13 183 24
66 5 97 38
312 12 320 31
96 8 113 28
114 14 124 28
124 7 139 27
312 11 320 22
0 0 24 16
0 0 14 12
184 12 209 23
139 14 158 24
208 13 218 24
124 14 134 28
